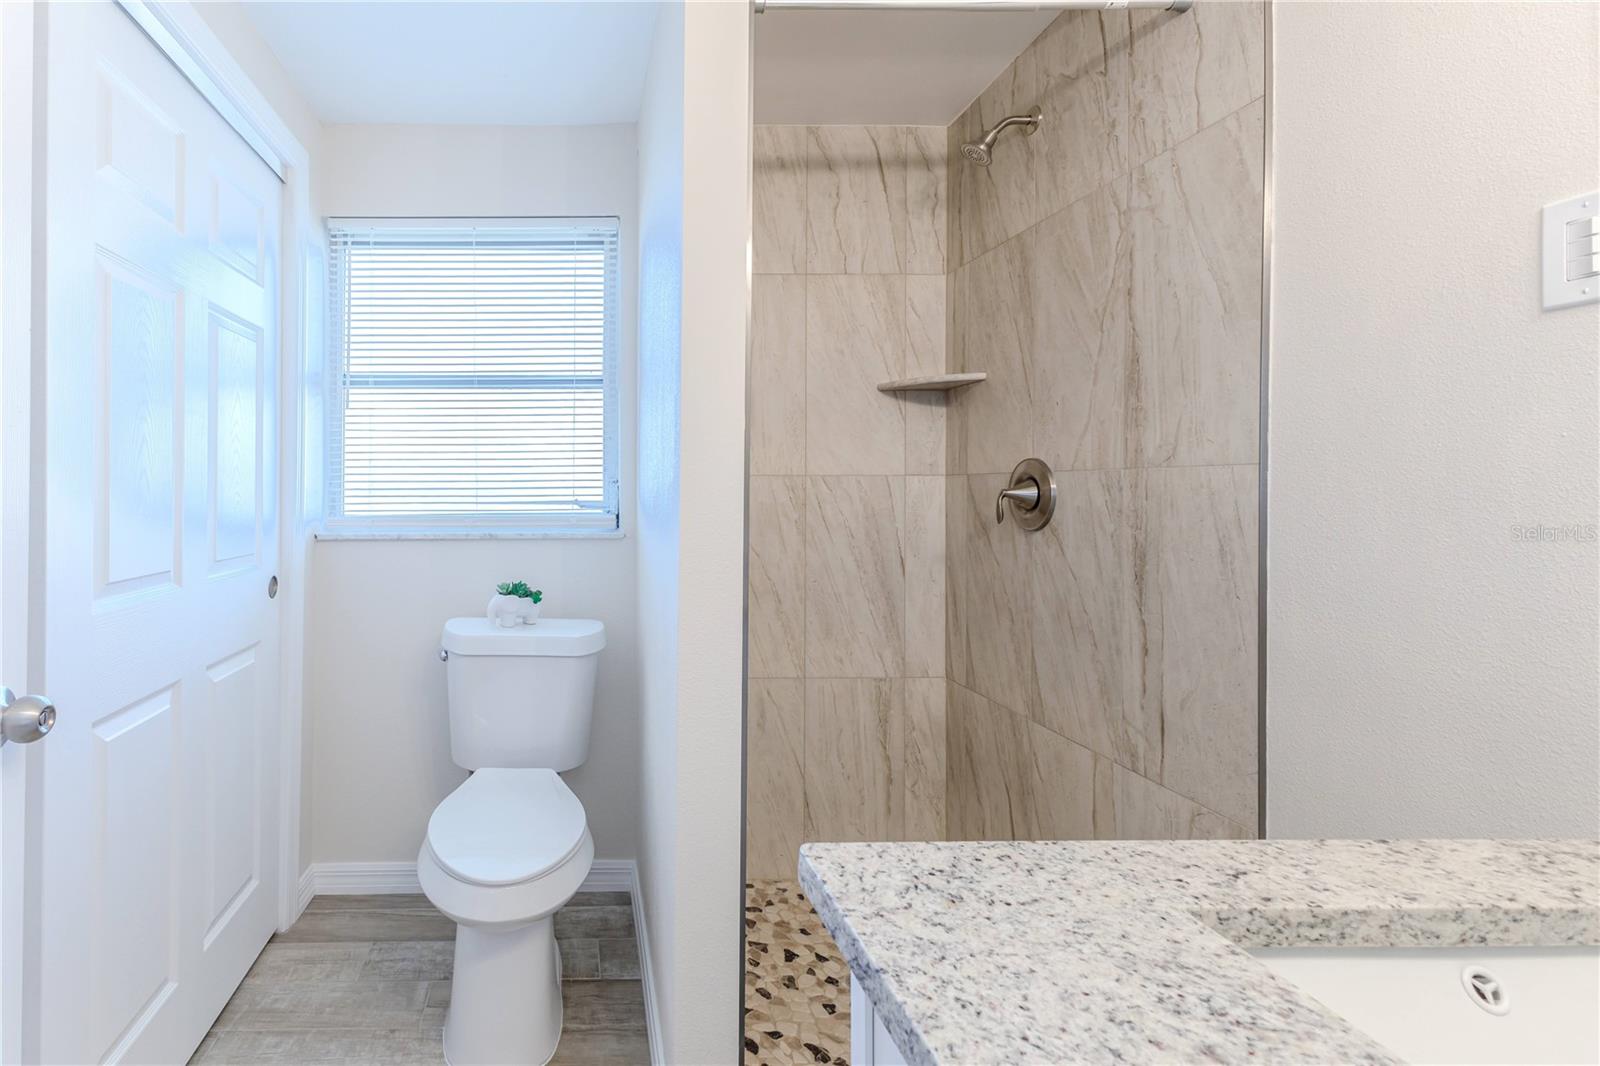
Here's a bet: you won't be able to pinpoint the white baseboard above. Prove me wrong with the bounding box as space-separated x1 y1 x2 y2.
629 862 664 1066
302 858 636 897
312 861 422 895
294 868 316 920
579 859 635 894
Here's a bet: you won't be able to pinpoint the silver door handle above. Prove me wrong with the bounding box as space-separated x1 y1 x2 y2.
0 687 55 746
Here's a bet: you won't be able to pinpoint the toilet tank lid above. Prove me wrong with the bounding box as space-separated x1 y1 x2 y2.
441 617 605 657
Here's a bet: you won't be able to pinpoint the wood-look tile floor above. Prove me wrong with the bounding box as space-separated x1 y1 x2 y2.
192 893 649 1065
743 881 850 1066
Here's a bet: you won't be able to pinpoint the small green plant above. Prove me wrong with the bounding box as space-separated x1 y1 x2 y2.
495 581 543 603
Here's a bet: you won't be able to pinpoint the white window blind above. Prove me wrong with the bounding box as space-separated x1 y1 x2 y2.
326 218 620 531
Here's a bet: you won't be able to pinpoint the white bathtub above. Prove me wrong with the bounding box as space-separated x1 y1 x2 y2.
1250 945 1600 1065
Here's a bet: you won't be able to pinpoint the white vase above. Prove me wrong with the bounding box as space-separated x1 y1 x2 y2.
518 601 541 626
487 594 522 628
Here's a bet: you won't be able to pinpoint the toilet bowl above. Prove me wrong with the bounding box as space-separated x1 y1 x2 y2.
419 768 594 1065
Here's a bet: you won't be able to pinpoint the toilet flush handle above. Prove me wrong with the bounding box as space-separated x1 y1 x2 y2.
438 648 449 662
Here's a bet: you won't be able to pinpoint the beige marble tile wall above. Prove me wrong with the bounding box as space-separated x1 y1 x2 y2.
944 3 1264 841
747 125 951 879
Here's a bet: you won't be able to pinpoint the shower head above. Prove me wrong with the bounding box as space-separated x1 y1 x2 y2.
960 140 994 166
960 106 1042 167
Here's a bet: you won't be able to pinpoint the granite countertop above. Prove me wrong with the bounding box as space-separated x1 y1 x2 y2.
798 839 1600 1065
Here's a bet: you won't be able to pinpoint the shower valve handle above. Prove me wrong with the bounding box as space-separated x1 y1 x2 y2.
995 458 1057 532
995 483 1040 523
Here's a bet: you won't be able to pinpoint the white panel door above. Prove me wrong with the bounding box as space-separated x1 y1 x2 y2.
35 2 282 1062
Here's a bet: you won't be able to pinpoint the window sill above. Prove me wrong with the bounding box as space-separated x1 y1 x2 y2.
314 527 626 542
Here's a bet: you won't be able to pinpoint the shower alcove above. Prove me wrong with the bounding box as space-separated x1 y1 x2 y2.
744 1 1266 1061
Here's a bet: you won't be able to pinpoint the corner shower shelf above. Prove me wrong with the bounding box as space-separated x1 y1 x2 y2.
876 372 987 393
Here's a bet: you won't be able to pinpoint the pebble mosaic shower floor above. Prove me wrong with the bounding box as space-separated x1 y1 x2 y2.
743 880 852 1066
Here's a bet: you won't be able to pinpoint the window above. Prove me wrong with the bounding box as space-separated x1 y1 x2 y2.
325 218 620 533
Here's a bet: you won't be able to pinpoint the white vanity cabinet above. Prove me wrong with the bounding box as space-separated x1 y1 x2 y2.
850 981 909 1066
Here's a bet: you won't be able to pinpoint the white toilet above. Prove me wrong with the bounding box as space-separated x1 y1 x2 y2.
419 616 606 1066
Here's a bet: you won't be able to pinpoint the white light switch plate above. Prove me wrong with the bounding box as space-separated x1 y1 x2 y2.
1543 191 1600 310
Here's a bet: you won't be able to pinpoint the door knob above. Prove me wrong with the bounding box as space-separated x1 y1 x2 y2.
1 687 56 746
995 457 1057 531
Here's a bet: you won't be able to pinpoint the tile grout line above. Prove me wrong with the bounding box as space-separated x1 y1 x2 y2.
959 460 1261 477
800 234 810 851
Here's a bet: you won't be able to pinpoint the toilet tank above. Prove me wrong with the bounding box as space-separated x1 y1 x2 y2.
439 618 605 771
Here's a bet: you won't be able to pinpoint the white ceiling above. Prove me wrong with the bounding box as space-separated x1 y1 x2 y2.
753 9 1054 126
238 2 1048 129
238 1 660 126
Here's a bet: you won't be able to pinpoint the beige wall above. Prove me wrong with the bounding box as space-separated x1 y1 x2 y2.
747 125 951 878
633 5 683 1057
944 2 1264 840
193 1 322 170
304 538 641 864
1268 1 1599 838
636 2 751 1058
304 123 642 865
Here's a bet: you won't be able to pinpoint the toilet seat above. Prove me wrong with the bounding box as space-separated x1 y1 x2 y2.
428 768 587 886
418 768 593 929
